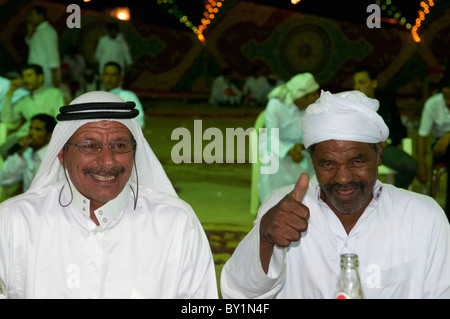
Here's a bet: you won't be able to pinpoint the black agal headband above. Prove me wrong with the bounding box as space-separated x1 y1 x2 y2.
56 101 139 121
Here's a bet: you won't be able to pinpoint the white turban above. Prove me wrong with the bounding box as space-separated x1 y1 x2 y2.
267 73 319 106
29 91 177 197
301 90 389 149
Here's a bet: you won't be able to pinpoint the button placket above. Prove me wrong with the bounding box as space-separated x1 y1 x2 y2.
80 230 104 299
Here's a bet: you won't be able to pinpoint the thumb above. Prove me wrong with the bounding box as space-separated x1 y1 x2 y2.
291 172 309 202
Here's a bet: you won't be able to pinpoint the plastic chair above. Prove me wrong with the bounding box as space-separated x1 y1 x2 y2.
250 111 265 215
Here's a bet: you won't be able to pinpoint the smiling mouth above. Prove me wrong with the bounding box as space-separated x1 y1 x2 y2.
90 173 116 181
327 181 365 198
336 189 356 196
83 167 125 182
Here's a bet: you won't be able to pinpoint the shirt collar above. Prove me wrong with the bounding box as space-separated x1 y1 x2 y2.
63 174 131 230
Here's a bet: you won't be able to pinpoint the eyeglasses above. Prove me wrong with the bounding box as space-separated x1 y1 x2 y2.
67 140 136 154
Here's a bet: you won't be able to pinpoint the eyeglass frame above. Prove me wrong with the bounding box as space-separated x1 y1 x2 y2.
66 139 137 154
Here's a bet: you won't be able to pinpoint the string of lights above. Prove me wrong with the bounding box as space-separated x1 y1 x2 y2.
411 0 435 42
197 0 225 43
158 0 436 43
375 0 435 42
375 0 411 29
156 0 198 35
157 0 225 43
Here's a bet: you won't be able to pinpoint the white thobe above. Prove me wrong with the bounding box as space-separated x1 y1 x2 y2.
418 92 450 140
0 180 218 299
95 34 132 75
209 76 241 106
0 145 47 191
109 87 145 128
242 76 271 105
258 98 315 203
221 177 450 299
27 21 60 88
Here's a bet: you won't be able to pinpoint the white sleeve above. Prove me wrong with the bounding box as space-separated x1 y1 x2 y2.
220 223 287 299
220 186 293 298
180 209 219 298
424 205 450 298
418 99 434 137
0 153 26 187
0 204 22 299
264 100 294 159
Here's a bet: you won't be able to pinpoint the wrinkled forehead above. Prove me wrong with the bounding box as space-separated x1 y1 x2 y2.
70 120 134 140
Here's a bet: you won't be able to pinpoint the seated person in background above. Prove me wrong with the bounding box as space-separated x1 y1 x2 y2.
353 66 417 189
0 72 29 118
209 68 241 106
0 114 56 192
101 61 145 128
242 66 271 106
221 90 450 299
417 71 450 218
0 64 63 158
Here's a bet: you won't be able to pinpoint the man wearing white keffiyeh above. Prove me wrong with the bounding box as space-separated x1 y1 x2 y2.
0 91 218 299
221 90 450 299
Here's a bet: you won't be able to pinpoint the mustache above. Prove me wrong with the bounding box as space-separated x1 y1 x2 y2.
82 167 125 176
326 181 366 192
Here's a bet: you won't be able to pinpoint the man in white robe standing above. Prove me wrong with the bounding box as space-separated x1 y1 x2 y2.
26 6 60 88
95 23 132 76
221 90 450 299
0 91 218 299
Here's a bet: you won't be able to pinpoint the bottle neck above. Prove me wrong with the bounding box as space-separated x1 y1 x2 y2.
340 253 359 269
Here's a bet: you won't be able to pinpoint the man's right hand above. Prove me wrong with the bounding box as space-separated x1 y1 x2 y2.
259 173 310 273
7 79 22 96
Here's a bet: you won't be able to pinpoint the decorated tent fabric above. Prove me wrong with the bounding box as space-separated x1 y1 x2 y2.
0 0 449 97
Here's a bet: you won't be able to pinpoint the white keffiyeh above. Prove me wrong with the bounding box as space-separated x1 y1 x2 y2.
301 90 389 149
29 91 177 197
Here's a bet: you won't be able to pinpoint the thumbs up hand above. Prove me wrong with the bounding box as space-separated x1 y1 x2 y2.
259 173 310 273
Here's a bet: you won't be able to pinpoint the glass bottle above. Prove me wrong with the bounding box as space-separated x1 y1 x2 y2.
0 276 7 299
335 253 364 299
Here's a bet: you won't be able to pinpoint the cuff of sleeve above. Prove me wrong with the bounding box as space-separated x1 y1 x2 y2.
266 245 287 279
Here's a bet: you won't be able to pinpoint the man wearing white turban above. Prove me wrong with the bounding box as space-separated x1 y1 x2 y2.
258 73 319 203
221 90 450 299
0 91 218 299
